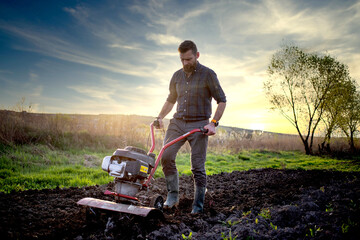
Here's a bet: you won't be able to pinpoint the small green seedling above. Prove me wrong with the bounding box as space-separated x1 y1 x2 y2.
270 222 278 230
221 230 237 240
325 203 333 212
182 232 192 240
341 217 357 234
221 220 240 227
306 225 322 237
242 210 251 217
341 223 349 234
258 208 271 219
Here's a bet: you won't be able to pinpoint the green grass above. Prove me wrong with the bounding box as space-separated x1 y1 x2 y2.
0 144 112 193
203 150 360 174
154 149 360 178
1 144 359 193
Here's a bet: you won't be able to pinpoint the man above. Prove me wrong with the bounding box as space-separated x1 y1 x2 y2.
155 40 226 213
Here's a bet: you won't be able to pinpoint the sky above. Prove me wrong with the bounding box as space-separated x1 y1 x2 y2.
0 0 359 134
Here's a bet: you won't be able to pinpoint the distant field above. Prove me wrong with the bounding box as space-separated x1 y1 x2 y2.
1 144 359 193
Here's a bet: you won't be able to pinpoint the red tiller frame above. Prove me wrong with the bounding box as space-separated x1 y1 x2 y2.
142 122 207 188
104 190 140 202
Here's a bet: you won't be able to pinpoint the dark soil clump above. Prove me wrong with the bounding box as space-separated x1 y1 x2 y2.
1 169 359 239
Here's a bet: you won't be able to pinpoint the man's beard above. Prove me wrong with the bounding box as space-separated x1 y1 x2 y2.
183 62 196 73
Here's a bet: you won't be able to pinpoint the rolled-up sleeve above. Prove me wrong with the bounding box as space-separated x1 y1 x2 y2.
166 73 177 104
207 70 227 104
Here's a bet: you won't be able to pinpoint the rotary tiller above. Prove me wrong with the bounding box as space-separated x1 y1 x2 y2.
77 120 208 217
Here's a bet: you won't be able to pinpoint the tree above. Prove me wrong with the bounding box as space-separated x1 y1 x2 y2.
316 56 354 153
319 77 354 153
338 81 360 152
264 44 350 155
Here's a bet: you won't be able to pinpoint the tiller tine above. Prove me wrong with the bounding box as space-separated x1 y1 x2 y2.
77 197 163 218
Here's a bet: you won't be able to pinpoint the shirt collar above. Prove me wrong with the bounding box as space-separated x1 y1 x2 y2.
195 61 202 72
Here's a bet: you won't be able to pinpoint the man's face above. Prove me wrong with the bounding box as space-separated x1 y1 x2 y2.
180 50 199 74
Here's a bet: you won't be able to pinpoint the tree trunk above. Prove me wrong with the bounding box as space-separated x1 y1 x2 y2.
319 135 332 153
302 139 312 155
349 131 356 153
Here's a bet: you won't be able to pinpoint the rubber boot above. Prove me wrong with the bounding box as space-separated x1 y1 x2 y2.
191 186 206 214
163 173 179 209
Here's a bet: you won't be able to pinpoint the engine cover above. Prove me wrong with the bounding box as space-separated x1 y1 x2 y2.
112 146 155 167
102 146 155 180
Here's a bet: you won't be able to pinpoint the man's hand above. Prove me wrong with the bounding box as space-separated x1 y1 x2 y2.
203 123 216 136
154 118 164 129
155 101 174 129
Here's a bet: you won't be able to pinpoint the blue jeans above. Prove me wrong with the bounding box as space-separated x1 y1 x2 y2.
161 118 209 187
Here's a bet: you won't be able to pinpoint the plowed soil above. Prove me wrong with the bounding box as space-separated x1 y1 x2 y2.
1 168 359 239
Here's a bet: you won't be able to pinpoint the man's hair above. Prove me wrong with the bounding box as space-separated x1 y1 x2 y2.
178 40 197 55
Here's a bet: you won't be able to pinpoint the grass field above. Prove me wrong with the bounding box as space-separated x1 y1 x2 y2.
0 144 112 193
1 143 359 193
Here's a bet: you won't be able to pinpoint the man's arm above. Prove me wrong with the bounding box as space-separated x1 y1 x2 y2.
211 102 226 123
204 102 226 135
156 101 175 129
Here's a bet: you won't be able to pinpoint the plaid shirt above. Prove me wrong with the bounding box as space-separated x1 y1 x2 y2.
166 62 227 121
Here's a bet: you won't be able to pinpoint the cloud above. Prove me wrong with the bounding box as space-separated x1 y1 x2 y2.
129 1 211 38
30 85 43 97
75 0 360 125
0 23 156 77
146 33 181 46
29 72 38 81
68 75 129 102
63 7 77 15
66 74 169 116
107 44 141 50
0 73 43 102
63 4 149 51
67 85 114 101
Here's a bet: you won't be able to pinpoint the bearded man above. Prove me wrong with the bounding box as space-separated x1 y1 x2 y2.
155 40 226 213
